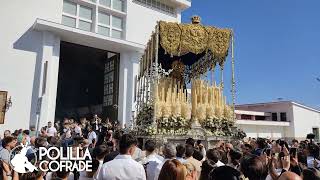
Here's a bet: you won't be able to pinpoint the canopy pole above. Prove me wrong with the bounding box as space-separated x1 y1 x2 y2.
220 66 224 89
210 52 215 86
231 30 236 121
154 22 160 134
211 69 214 86
136 76 140 113
145 48 149 104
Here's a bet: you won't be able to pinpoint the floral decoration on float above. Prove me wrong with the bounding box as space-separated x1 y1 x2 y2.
133 16 246 139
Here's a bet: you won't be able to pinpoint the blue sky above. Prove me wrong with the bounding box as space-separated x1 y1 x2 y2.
181 0 320 109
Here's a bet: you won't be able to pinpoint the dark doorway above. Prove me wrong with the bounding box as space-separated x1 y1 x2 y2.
55 42 119 121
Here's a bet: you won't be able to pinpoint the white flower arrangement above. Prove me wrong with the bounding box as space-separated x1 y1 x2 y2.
156 116 191 135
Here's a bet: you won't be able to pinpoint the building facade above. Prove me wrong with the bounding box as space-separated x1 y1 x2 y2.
0 0 191 132
236 101 320 140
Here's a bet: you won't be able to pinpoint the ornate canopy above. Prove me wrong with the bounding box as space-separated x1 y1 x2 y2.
139 16 233 80
158 17 232 72
134 16 237 137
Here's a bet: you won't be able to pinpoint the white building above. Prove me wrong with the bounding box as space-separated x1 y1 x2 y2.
0 0 191 132
235 101 320 140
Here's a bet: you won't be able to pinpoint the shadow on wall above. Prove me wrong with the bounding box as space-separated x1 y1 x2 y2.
13 26 43 129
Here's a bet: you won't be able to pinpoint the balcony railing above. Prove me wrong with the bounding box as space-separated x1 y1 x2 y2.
236 119 290 127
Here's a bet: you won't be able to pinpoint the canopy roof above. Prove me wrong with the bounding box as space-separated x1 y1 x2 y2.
139 16 233 80
158 19 232 71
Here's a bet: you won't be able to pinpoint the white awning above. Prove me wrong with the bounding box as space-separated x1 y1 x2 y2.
32 19 145 53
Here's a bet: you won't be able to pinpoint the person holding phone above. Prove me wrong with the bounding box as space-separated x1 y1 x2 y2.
306 143 320 169
288 147 302 176
266 146 291 180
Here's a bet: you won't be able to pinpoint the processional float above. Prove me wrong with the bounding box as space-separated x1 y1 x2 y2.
134 16 245 139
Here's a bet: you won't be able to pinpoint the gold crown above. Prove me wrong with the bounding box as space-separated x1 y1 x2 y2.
191 15 201 24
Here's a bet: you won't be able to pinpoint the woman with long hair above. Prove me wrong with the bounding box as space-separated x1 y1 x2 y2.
158 159 187 180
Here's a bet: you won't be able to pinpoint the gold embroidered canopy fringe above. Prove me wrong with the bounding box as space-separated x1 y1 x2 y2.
159 21 232 67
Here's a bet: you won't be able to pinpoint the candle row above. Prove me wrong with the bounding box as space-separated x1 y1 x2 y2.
154 78 232 121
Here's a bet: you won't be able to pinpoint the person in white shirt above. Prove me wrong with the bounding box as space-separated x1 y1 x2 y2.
79 159 100 180
97 134 146 180
63 123 72 139
92 145 109 179
176 144 187 164
140 140 163 180
209 149 225 167
196 140 206 161
185 144 202 178
92 114 102 133
132 146 145 162
153 143 176 180
200 149 225 180
46 121 57 137
74 122 82 136
87 126 97 148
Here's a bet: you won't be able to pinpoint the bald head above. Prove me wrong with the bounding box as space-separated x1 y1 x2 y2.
278 171 302 180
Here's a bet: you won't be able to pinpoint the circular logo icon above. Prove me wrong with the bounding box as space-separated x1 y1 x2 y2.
9 143 38 174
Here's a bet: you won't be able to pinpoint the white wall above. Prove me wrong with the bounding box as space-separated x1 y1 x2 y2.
292 104 320 139
36 33 61 130
236 102 295 137
118 52 141 127
0 0 62 133
0 0 185 133
126 1 181 45
237 124 287 139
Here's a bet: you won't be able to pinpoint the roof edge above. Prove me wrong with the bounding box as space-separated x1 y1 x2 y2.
236 101 320 113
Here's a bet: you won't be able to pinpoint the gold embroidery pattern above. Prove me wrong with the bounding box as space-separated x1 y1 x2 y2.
159 21 181 56
159 21 232 67
206 27 231 66
180 24 208 55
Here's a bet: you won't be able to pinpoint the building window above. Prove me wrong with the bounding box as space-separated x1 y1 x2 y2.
272 113 277 121
63 1 77 15
241 114 252 120
79 5 92 20
98 0 124 12
97 11 123 38
313 128 319 140
255 116 266 120
62 1 77 27
62 1 93 31
112 29 122 39
98 11 110 36
112 16 122 29
111 16 123 38
62 15 76 27
112 0 124 11
99 0 111 7
62 0 125 39
134 0 176 15
280 112 287 121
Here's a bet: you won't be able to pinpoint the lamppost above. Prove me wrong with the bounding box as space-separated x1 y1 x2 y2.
5 96 12 112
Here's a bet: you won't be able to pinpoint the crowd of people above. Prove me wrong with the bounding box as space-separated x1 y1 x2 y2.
1 116 320 180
